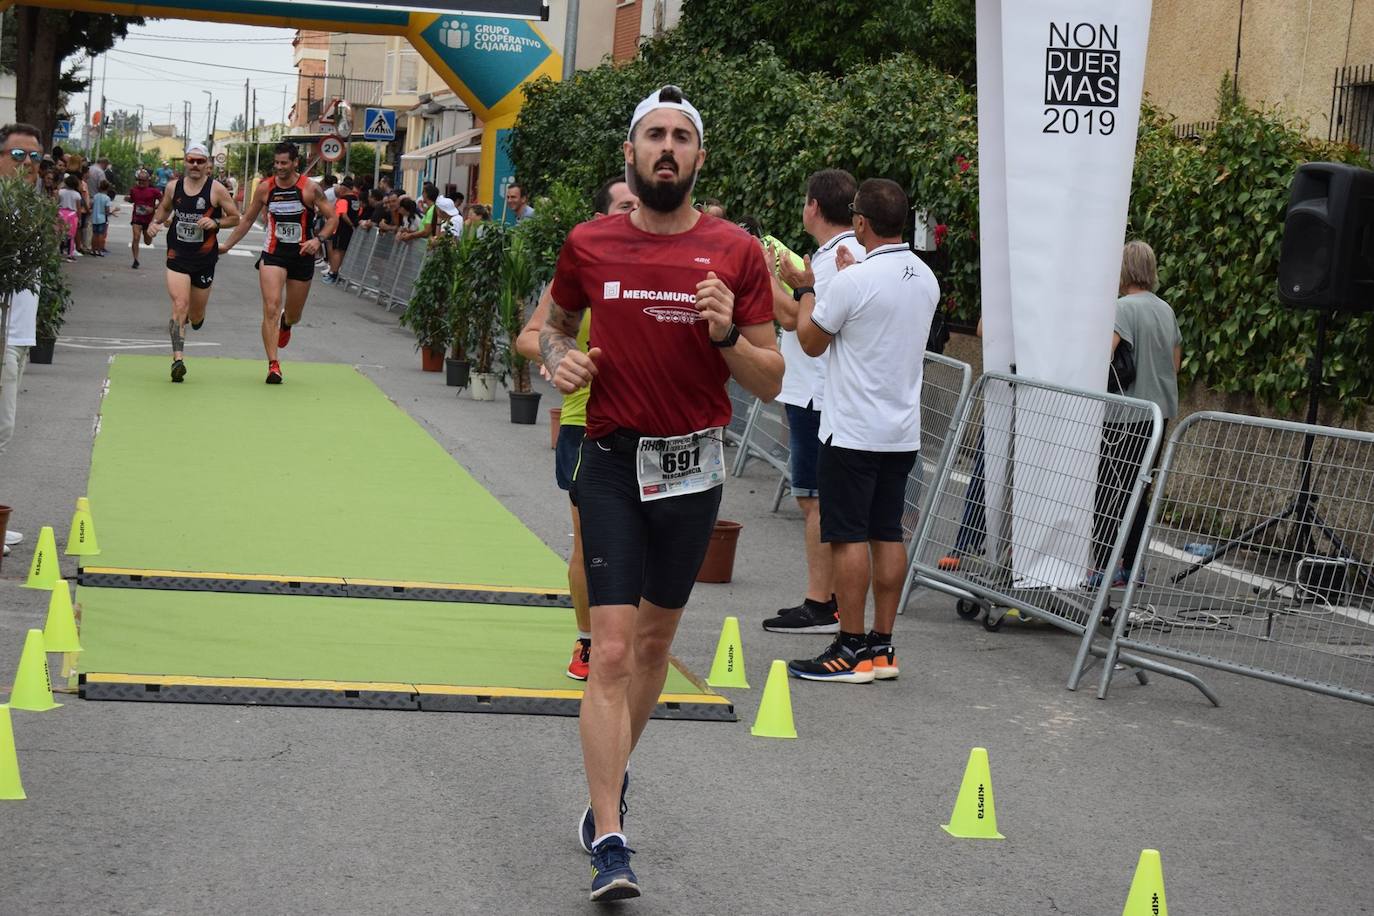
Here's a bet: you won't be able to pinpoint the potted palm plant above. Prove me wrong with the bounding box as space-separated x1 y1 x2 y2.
399 234 455 372
499 231 541 424
445 227 479 388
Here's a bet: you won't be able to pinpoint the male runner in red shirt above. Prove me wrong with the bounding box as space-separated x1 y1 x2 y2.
541 85 783 902
218 141 337 384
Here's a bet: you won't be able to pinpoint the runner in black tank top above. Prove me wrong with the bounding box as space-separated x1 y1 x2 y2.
323 178 360 284
143 144 241 383
218 140 337 384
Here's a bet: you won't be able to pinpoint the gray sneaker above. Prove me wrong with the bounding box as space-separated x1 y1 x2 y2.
4 530 22 546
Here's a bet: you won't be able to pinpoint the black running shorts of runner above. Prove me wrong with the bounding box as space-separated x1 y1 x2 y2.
167 257 216 290
574 433 722 609
257 251 315 283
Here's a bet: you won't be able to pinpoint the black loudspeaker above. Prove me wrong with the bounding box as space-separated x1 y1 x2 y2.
1277 162 1374 311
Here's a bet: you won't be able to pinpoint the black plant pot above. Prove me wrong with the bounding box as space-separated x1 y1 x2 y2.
445 358 470 388
509 390 542 425
29 337 56 364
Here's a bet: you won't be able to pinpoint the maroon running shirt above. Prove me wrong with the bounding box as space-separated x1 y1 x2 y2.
128 186 162 226
550 212 774 440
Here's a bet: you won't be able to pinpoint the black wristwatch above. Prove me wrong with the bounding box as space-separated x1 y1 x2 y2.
711 323 741 348
792 285 815 302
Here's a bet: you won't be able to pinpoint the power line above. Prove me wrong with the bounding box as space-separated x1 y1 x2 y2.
108 47 302 77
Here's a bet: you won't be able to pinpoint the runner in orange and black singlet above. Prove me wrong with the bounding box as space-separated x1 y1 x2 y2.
219 140 336 384
143 143 241 383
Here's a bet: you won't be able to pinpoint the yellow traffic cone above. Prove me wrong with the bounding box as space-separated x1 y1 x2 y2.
0 705 25 800
1122 849 1168 915
8 630 61 712
65 497 100 556
941 747 1004 839
42 580 82 654
22 526 60 591
749 660 796 738
706 616 749 688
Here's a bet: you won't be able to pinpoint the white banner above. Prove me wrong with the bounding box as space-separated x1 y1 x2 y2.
980 0 1153 587
975 0 1015 573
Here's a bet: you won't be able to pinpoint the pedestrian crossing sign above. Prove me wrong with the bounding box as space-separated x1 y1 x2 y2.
363 108 397 141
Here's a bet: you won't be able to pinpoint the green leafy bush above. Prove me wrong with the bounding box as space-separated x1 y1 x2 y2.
510 46 1373 413
400 236 457 353
1129 89 1372 413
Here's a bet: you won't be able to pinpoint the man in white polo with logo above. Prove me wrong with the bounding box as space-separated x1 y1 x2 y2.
785 178 938 684
764 167 866 634
541 85 781 902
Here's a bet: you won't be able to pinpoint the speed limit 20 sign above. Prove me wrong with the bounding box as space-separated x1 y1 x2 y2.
319 134 345 163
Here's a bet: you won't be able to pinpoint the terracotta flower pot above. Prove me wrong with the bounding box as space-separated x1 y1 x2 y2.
549 407 562 449
421 346 445 372
696 519 743 583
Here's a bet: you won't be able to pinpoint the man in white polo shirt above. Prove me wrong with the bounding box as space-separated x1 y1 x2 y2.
785 178 939 683
764 168 866 634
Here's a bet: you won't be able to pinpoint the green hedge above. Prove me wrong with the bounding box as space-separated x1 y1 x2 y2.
510 43 1372 411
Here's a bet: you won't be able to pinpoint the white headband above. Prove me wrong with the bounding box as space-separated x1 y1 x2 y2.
628 86 703 143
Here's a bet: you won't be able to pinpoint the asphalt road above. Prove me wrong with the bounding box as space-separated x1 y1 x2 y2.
1 221 1371 915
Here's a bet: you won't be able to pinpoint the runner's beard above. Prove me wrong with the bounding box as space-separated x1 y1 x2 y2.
628 157 698 213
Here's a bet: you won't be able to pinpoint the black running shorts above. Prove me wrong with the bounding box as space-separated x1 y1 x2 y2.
257 251 315 283
818 441 918 543
166 257 216 290
574 434 723 609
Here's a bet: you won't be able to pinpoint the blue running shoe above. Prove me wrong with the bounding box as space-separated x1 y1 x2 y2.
579 769 629 854
589 836 639 902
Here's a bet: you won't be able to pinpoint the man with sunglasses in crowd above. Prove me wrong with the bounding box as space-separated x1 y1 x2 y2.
0 124 44 557
143 144 242 383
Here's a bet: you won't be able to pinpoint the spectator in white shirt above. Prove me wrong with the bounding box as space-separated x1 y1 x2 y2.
764 168 867 635
786 178 939 684
0 122 45 555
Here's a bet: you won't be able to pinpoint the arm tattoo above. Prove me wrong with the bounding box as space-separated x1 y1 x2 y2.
539 300 584 375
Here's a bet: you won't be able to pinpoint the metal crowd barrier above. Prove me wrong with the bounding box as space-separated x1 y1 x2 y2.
1098 411 1374 707
336 226 374 288
384 240 429 312
898 352 975 611
907 371 1216 698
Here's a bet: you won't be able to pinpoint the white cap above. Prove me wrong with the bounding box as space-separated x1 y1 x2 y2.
436 196 461 217
185 143 209 159
628 85 703 143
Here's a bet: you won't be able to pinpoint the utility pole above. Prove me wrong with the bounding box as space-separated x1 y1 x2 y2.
85 53 96 154
242 78 250 199
563 0 580 80
209 99 219 159
202 89 213 146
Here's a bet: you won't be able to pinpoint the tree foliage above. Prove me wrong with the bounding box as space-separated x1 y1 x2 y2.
1128 91 1372 414
510 45 1374 414
674 0 976 83
509 39 980 316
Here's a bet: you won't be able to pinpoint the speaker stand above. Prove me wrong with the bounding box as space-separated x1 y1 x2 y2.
1170 309 1374 597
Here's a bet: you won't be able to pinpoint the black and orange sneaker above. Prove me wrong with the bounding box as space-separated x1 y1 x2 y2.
277 312 292 349
869 639 899 681
170 359 187 383
937 553 962 571
566 638 591 681
266 360 283 385
787 637 875 684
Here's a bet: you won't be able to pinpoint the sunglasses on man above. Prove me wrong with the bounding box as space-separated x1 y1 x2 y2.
185 157 208 166
6 148 41 163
